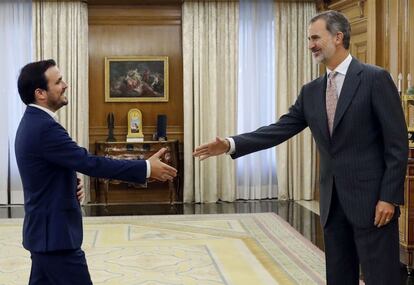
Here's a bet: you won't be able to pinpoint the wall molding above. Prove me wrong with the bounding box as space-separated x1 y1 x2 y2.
89 5 181 25
89 16 181 25
90 125 183 136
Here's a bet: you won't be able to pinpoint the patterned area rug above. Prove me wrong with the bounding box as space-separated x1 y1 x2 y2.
0 213 327 285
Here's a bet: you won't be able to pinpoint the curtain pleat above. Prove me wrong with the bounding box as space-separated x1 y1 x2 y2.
236 0 278 200
183 1 238 202
0 0 32 204
275 2 318 200
33 0 90 201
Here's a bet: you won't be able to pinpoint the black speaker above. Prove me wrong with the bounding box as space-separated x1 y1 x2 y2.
156 114 167 141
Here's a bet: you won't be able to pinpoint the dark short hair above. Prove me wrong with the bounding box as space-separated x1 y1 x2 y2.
17 59 56 105
310 10 351 50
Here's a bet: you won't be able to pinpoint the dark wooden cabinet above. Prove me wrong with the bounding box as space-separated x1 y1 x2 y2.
400 148 414 274
401 95 414 273
94 140 180 204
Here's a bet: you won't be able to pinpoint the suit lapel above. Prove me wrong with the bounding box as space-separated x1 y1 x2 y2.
315 74 331 143
332 58 362 134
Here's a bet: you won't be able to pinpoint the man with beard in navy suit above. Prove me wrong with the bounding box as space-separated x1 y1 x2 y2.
15 59 177 285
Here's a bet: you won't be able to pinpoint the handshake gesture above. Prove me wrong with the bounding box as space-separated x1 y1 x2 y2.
148 148 177 181
193 137 230 160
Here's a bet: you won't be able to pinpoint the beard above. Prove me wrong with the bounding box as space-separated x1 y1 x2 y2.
46 92 68 111
61 95 68 106
312 51 325 64
311 42 336 64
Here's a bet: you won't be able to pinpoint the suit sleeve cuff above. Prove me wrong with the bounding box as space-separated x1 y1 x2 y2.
226 137 236 155
145 160 151 178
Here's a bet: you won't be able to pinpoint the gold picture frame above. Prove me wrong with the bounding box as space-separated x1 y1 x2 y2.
105 56 168 102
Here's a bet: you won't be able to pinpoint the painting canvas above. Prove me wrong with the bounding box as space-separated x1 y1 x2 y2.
105 56 168 102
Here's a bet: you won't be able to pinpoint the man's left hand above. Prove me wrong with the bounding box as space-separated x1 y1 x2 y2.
374 200 395 227
77 178 85 204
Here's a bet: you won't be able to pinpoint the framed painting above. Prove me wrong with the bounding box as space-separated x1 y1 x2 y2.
105 56 168 102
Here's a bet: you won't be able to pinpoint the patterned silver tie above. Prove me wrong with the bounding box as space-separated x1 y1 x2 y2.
326 71 338 136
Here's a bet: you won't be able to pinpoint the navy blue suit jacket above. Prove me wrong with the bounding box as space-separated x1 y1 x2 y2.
15 106 147 252
231 58 408 228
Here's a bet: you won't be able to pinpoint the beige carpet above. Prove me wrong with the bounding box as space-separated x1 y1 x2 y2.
0 213 327 285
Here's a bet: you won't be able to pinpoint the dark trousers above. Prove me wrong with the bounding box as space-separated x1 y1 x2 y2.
323 187 401 285
29 248 92 285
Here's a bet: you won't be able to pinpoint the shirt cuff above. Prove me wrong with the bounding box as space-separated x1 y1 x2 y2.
145 160 151 178
226 137 236 155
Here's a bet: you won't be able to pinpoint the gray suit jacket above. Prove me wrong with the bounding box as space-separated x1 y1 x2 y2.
231 58 408 228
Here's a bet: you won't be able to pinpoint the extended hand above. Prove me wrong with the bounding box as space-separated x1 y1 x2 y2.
374 200 395 227
76 178 85 203
193 137 230 161
148 148 177 182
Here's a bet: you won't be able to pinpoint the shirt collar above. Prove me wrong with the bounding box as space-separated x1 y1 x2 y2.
28 104 58 121
326 53 353 76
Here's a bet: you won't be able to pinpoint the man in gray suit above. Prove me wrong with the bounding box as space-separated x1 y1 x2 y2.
193 10 408 285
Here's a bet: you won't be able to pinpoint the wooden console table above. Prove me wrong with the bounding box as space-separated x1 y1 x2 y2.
95 141 179 205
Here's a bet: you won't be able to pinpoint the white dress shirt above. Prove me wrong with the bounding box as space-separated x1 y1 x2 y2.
326 53 352 98
28 103 151 178
29 103 58 121
226 53 353 155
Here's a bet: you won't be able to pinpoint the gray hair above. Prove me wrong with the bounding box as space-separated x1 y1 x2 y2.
310 10 351 50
